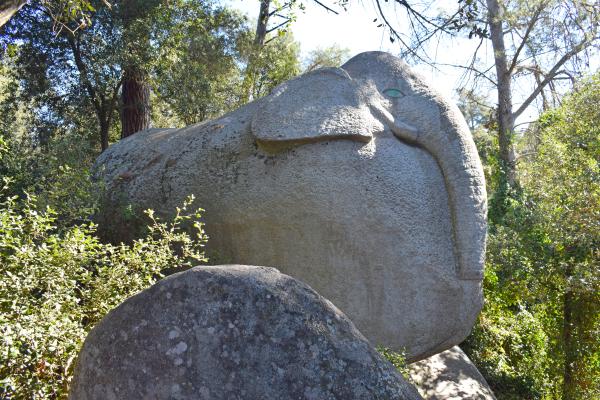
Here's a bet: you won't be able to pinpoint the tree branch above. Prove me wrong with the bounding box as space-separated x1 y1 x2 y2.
392 0 454 34
513 37 595 119
437 62 498 87
373 0 431 65
311 0 339 14
508 3 544 75
67 34 101 113
266 18 291 34
268 2 292 17
455 35 487 88
0 0 27 28
106 78 123 131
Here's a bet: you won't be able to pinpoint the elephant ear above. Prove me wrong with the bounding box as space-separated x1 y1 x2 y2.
251 67 384 152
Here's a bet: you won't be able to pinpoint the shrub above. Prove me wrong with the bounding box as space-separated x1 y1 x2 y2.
378 346 411 381
0 186 208 399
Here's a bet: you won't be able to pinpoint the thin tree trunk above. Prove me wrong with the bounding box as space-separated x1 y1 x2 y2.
562 263 576 400
254 0 270 47
100 118 109 151
534 71 550 112
240 0 271 104
121 65 150 138
67 35 115 151
0 0 27 28
486 0 517 188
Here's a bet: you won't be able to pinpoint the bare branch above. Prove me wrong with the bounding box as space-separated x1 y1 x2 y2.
507 3 544 75
513 37 595 119
311 0 339 14
391 0 454 34
456 35 487 88
372 0 432 65
268 2 292 17
67 34 101 113
437 62 498 87
266 18 291 34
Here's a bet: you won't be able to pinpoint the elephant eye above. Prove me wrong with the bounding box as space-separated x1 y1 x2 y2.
383 88 404 98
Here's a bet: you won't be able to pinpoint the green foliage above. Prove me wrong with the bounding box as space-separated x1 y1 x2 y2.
302 45 350 72
465 226 555 398
240 31 301 103
0 71 100 227
465 73 600 399
521 74 600 399
377 346 410 379
0 186 208 399
253 34 301 96
152 1 250 125
38 0 108 34
1 1 123 150
1 0 259 148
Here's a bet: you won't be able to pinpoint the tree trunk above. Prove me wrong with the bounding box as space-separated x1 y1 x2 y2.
100 117 110 151
121 65 150 138
562 263 576 400
0 0 26 28
120 0 151 138
486 0 517 188
240 0 271 104
254 0 270 47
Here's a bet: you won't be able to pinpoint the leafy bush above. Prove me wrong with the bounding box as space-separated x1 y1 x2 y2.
0 186 208 399
377 346 411 381
464 226 553 399
0 127 101 226
465 74 600 400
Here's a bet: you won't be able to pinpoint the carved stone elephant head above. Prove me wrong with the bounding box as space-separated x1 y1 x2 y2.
96 51 487 361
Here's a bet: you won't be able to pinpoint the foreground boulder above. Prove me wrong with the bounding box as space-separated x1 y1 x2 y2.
408 346 496 399
69 265 421 400
95 51 487 361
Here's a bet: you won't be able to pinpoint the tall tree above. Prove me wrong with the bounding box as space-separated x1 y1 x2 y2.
239 0 301 103
119 0 156 138
483 0 599 191
1 0 256 149
1 2 122 151
152 0 251 124
241 0 274 103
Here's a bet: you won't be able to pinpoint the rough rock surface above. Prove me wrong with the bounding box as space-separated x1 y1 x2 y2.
95 51 487 361
408 346 496 399
69 265 422 400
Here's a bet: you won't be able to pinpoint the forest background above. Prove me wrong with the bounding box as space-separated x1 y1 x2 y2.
0 1 598 399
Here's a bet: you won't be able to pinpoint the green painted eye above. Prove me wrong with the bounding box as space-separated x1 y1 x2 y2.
383 88 404 98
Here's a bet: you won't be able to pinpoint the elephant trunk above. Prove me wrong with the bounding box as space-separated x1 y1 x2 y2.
376 102 487 280
344 51 487 280
424 124 487 280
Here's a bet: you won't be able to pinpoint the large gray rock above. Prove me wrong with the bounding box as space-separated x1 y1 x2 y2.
409 346 496 399
95 51 487 361
69 265 421 400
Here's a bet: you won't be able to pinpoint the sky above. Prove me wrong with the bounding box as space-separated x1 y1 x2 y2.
221 0 581 126
223 0 492 100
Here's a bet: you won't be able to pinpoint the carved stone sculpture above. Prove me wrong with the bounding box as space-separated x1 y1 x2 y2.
95 51 487 361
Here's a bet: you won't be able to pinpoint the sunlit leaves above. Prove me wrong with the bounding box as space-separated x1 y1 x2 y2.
0 181 208 398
